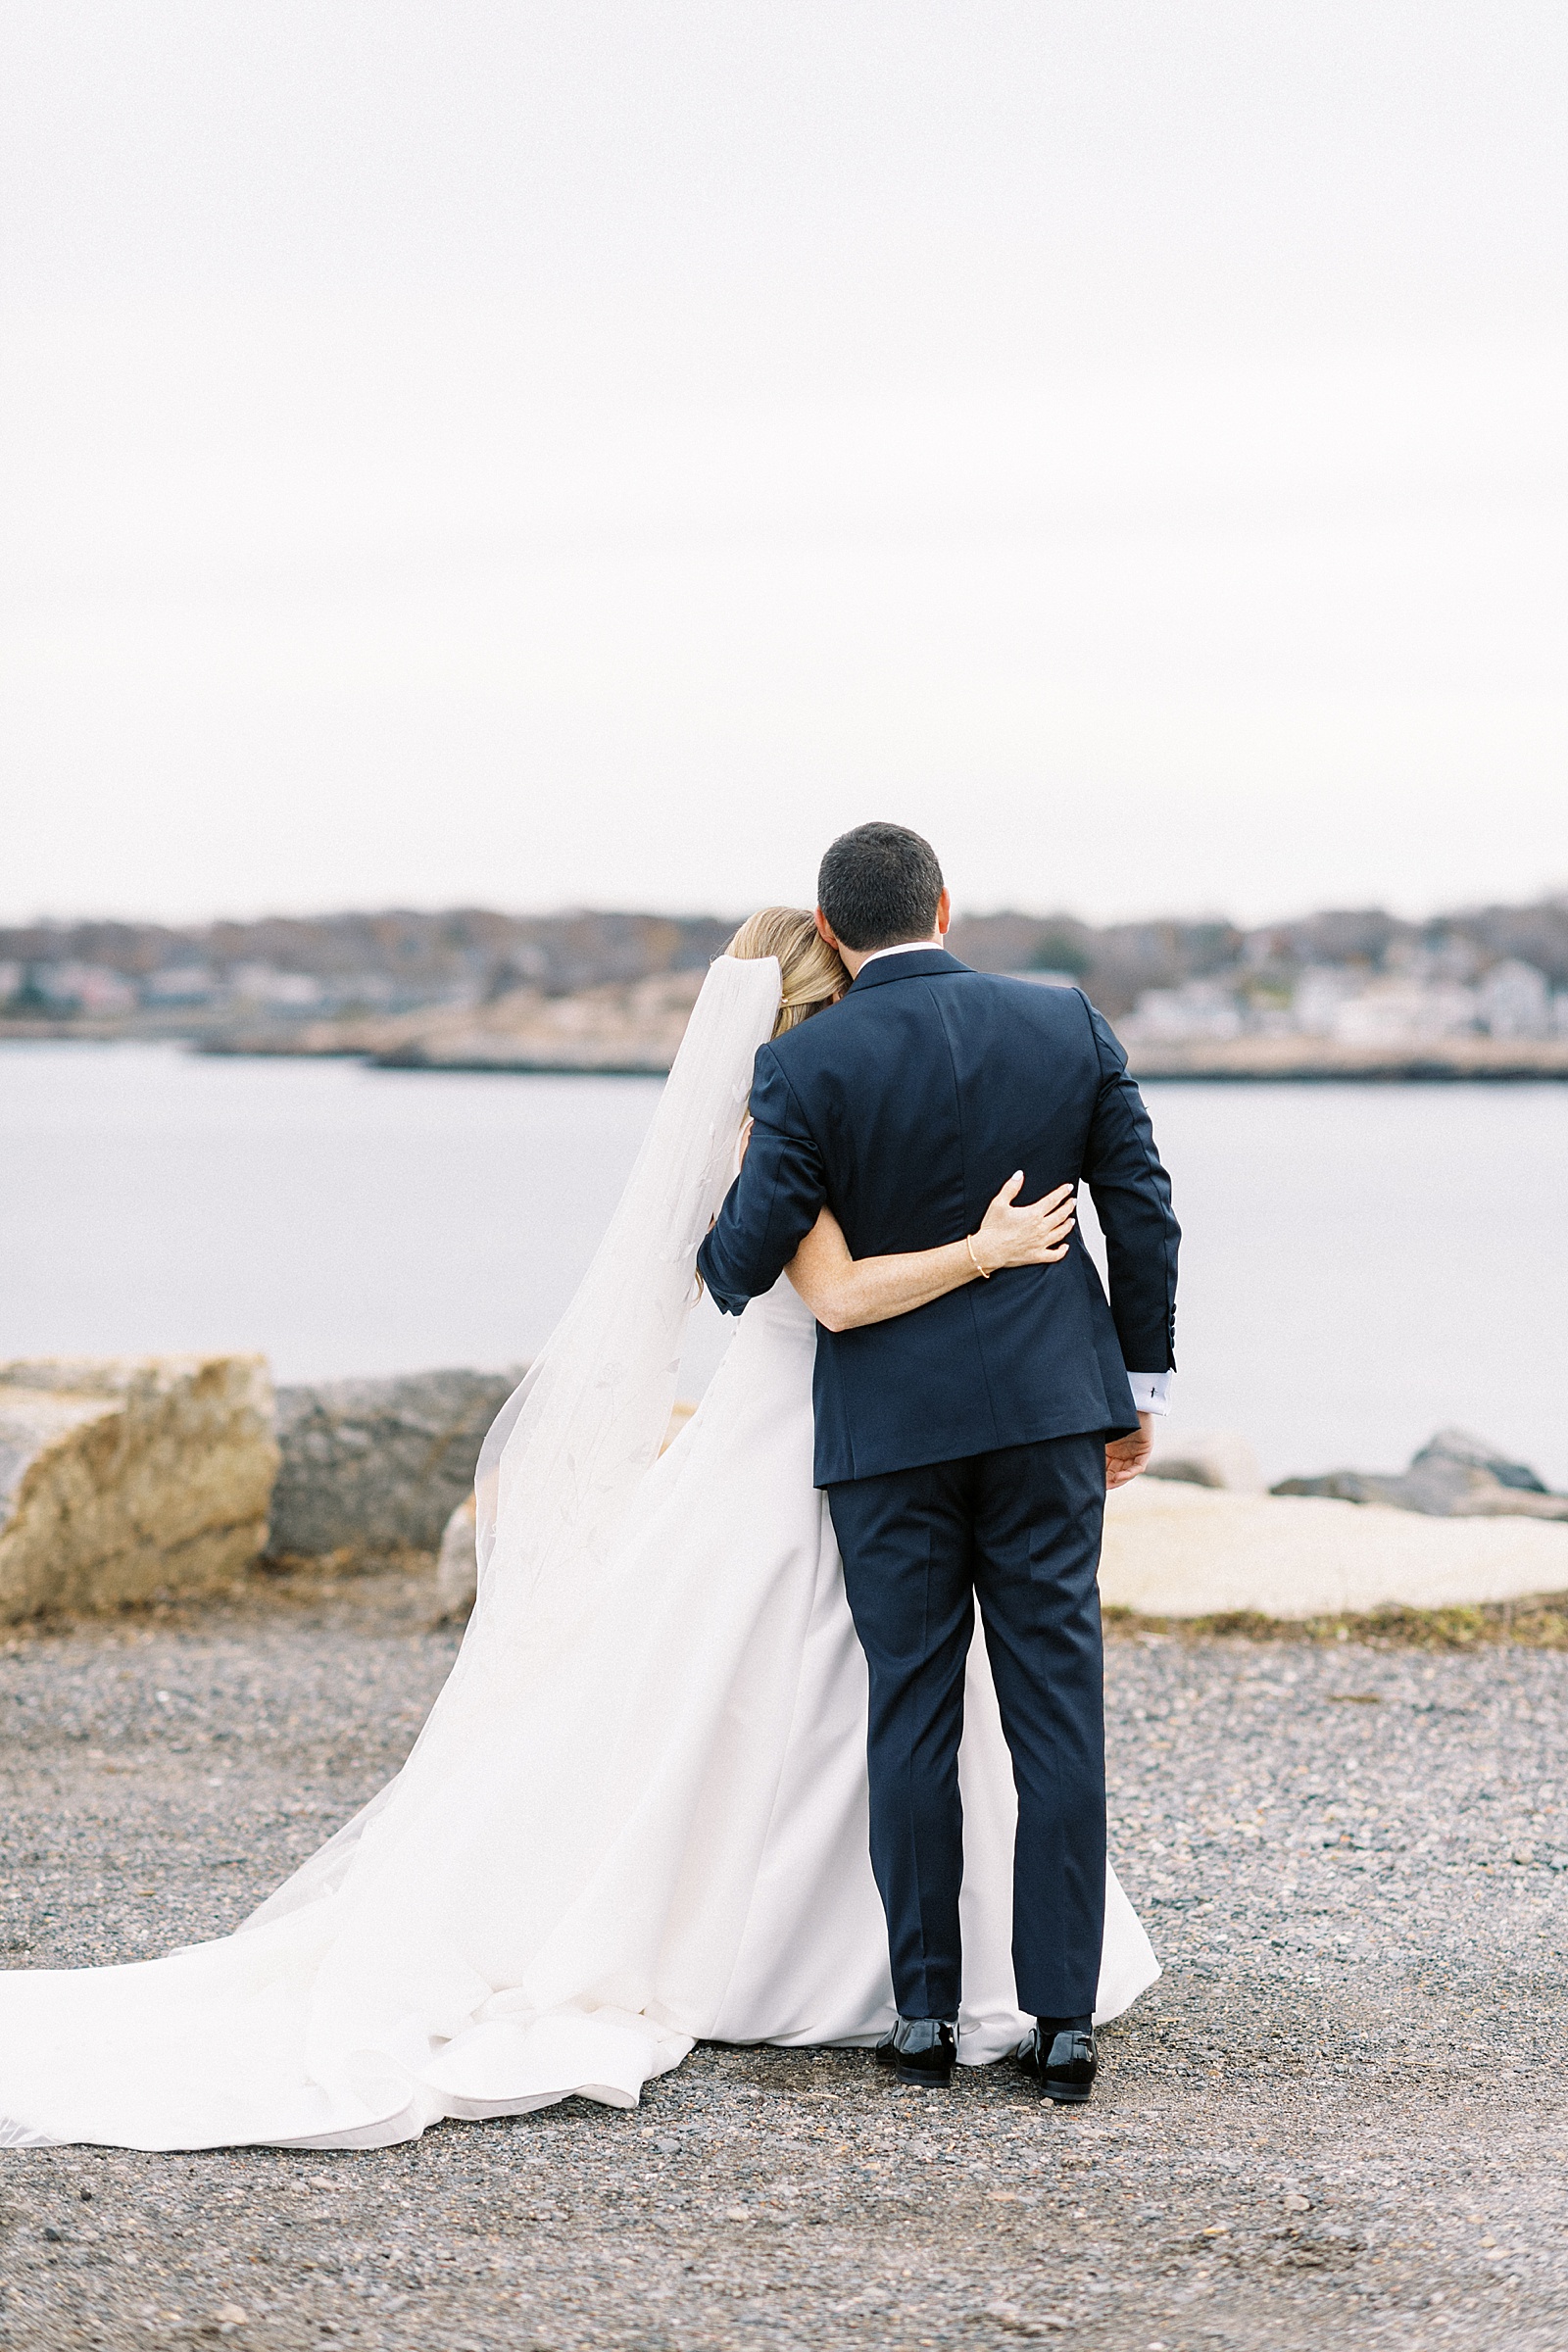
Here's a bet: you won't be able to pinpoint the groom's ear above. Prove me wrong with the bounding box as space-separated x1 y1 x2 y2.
814 907 841 952
936 887 952 938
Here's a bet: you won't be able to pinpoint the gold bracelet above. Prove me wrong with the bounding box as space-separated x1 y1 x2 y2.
965 1233 991 1279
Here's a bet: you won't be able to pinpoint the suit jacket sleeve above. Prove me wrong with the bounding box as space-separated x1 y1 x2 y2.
696 1043 829 1316
1079 998 1180 1372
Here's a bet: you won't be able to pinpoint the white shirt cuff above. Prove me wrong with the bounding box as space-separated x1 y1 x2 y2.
1126 1371 1172 1416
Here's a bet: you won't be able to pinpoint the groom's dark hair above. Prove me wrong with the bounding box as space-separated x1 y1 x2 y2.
817 822 945 952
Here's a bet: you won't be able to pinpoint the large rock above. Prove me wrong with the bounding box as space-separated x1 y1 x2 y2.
0 1356 277 1622
434 1491 479 1621
1412 1427 1552 1493
268 1369 523 1561
1101 1476 1568 1619
1273 1427 1568 1520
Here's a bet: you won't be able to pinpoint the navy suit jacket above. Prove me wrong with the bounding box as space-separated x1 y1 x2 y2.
697 949 1179 1487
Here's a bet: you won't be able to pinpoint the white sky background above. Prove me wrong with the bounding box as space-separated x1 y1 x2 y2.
2 1 1565 926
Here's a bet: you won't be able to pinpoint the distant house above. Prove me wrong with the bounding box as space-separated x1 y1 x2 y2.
1477 959 1551 1040
13 962 138 1015
142 965 219 1005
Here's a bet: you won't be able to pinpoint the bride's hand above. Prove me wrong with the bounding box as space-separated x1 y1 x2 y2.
970 1173 1076 1275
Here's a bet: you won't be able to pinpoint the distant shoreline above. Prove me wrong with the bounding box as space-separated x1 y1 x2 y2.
7 1025 1568 1084
1123 1038 1568 1084
1137 1067 1568 1084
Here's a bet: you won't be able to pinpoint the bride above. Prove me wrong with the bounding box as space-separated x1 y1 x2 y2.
0 912 1156 2152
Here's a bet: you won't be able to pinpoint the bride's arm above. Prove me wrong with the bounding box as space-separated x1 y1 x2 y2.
786 1177 1076 1334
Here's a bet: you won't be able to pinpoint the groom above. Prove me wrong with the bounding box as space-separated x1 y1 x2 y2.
699 822 1178 2103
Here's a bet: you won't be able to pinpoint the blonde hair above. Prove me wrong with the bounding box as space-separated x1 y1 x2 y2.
726 906 849 1037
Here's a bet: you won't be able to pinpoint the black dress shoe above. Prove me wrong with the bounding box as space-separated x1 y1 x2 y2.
1016 2022 1098 2104
874 2016 957 2087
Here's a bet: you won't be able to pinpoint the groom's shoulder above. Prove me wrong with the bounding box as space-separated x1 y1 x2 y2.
958 969 1099 1029
954 973 1119 1066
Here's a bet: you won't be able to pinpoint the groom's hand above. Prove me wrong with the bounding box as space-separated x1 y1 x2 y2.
1104 1412 1154 1489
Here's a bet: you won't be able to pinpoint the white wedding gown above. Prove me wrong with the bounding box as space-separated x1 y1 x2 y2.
0 959 1156 2152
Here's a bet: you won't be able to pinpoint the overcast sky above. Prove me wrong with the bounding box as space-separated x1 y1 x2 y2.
3 1 1565 926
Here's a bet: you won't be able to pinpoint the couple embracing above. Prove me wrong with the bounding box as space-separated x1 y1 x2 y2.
0 822 1178 2152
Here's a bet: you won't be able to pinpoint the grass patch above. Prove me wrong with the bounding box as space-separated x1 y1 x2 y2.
1102 1594 1568 1649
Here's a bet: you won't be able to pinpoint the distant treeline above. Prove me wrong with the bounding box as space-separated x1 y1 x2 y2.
4 896 1567 1019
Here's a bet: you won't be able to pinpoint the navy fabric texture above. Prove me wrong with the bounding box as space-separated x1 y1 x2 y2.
697 950 1180 1488
827 1432 1110 2021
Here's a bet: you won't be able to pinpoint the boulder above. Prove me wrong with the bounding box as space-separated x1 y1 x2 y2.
1102 1477 1568 1619
1411 1428 1551 1494
434 1492 478 1621
1273 1427 1568 1520
0 1356 277 1622
1273 1460 1481 1512
1146 1428 1265 1494
268 1370 524 1563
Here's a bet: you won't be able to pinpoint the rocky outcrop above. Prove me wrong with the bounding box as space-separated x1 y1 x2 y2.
223 973 710 1074
434 1492 478 1621
371 973 707 1075
1102 1475 1568 1619
268 1370 524 1562
1273 1428 1568 1520
0 1356 277 1622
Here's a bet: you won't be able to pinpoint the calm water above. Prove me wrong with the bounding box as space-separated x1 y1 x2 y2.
2 1042 1564 1490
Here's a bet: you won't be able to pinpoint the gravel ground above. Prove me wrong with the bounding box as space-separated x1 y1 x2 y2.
3 1569 1567 2352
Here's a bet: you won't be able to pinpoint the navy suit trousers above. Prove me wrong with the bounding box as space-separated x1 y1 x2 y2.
826 1433 1108 2024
